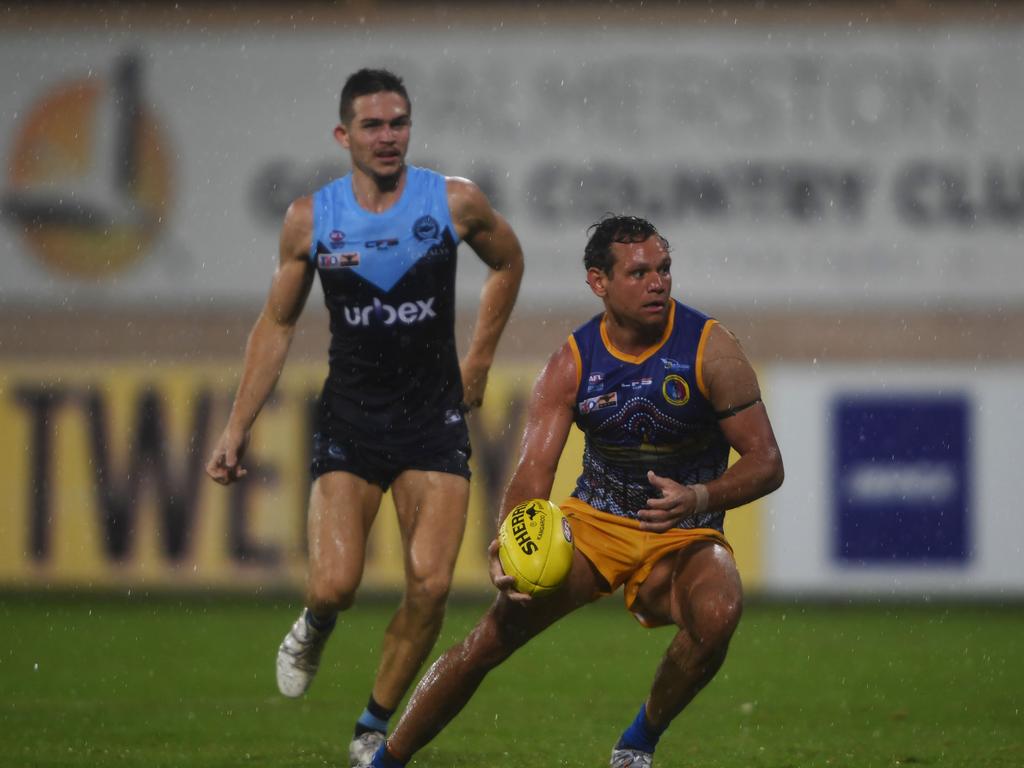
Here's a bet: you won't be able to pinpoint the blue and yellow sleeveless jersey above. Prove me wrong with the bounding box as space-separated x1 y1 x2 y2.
309 165 463 443
567 299 730 531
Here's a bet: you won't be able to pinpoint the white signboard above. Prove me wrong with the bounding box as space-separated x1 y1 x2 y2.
2 27 1023 309
764 364 1024 596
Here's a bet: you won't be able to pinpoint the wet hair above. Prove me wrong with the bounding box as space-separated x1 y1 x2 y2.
339 68 410 125
583 214 669 274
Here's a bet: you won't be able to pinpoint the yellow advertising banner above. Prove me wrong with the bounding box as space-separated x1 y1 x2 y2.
0 362 762 592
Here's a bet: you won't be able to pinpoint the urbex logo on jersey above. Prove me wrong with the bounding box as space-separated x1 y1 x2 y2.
343 297 437 327
2 53 173 279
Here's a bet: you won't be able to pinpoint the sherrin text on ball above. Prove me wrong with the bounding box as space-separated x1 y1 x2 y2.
497 499 574 596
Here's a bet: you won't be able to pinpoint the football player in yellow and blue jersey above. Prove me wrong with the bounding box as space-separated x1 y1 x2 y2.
366 215 783 768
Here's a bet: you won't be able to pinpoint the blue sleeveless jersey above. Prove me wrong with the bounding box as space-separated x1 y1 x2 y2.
309 165 463 442
569 300 730 530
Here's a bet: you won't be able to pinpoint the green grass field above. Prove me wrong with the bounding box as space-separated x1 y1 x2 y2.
1 594 1021 767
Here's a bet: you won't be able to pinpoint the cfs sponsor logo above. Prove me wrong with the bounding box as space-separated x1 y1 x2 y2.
2 52 174 278
319 251 359 269
625 377 653 390
342 296 437 327
412 215 440 241
662 374 690 406
365 237 399 250
579 391 618 415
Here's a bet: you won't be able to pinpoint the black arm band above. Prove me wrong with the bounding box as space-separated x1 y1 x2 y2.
715 398 762 420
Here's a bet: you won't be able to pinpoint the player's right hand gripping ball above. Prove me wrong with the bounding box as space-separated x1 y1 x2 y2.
498 499 574 596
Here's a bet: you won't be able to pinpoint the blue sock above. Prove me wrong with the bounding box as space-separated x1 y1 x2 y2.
615 702 665 754
370 742 405 768
304 608 336 633
355 695 394 736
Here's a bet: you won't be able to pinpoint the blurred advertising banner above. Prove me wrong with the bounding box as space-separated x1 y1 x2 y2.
0 362 765 593
833 395 970 564
767 364 1024 596
2 27 1024 311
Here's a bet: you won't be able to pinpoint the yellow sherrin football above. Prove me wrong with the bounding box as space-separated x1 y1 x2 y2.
498 499 574 596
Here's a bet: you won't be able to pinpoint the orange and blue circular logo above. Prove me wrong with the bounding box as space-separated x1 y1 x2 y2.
5 54 173 279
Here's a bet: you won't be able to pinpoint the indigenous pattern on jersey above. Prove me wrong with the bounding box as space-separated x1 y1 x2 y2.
310 165 464 445
568 300 730 531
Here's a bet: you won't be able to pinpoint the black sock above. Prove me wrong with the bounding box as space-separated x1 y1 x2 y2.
304 608 336 633
355 695 394 736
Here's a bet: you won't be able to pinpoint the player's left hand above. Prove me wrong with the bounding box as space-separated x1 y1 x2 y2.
459 356 491 409
487 538 533 604
637 470 700 532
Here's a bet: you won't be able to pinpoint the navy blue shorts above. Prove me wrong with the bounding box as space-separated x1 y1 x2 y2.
310 405 472 490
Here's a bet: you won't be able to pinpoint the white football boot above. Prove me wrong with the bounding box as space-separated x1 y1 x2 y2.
610 747 654 767
275 611 332 698
348 730 386 767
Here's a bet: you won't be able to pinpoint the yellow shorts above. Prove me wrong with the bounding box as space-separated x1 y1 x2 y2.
560 498 732 623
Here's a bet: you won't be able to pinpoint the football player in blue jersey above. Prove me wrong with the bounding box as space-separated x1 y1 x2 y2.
361 215 783 768
205 68 524 766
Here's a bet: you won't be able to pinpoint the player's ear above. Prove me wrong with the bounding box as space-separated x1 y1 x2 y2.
333 123 350 150
586 267 608 298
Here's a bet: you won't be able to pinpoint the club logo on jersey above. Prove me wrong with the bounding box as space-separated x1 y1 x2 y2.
662 374 691 406
365 237 399 250
579 391 618 415
661 358 691 373
443 408 464 425
342 296 437 327
329 230 346 247
412 215 441 241
319 251 360 269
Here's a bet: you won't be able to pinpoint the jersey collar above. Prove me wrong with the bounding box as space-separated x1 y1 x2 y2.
599 300 676 364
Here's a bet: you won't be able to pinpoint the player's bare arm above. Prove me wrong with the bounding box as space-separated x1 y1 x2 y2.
447 177 524 408
488 341 577 598
638 323 784 531
206 196 316 485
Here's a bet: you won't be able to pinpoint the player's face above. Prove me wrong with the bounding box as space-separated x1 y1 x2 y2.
589 237 672 328
335 91 411 182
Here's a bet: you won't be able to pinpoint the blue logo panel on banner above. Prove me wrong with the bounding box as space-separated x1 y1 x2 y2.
832 395 970 564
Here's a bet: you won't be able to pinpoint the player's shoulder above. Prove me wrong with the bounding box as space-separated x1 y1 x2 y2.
537 338 581 402
571 309 605 335
283 194 314 229
700 316 750 366
444 175 491 223
280 194 315 259
568 311 605 350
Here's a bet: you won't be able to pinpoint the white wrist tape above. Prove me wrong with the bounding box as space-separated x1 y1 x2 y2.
691 483 709 515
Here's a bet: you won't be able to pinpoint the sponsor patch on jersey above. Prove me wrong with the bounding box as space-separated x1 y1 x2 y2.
319 251 360 269
661 357 691 373
662 374 691 406
413 215 440 241
444 408 464 425
579 391 618 415
342 296 437 327
625 377 653 389
365 237 399 250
